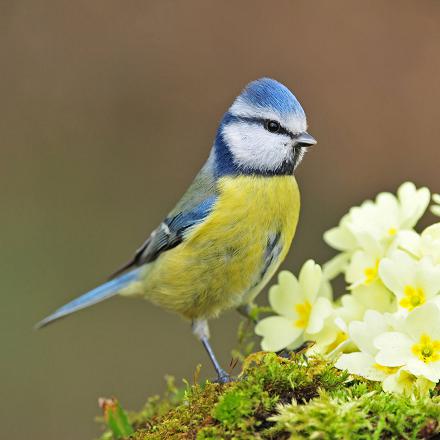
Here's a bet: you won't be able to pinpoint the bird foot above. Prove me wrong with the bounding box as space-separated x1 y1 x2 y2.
213 370 235 384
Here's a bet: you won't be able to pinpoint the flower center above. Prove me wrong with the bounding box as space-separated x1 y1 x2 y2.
411 333 440 363
363 259 380 285
388 227 397 236
399 285 426 311
294 300 312 329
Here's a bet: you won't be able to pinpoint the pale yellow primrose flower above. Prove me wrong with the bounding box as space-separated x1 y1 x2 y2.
257 182 440 395
323 182 430 279
379 250 440 312
335 310 436 395
255 261 333 352
335 310 395 381
374 303 440 383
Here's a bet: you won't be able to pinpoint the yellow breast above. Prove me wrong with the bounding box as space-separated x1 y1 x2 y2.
138 175 300 319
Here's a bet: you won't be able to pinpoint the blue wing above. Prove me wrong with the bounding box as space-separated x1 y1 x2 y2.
109 154 218 277
109 195 217 277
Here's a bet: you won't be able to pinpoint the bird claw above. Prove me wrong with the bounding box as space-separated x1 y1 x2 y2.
213 371 235 384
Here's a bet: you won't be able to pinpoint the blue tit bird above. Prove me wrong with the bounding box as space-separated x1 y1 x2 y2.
37 78 317 382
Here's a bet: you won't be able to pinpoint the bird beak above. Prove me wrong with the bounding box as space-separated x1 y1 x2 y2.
294 132 317 147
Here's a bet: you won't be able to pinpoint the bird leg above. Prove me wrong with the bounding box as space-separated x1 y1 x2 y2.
192 319 231 383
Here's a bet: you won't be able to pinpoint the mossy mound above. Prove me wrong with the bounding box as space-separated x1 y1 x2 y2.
99 353 440 440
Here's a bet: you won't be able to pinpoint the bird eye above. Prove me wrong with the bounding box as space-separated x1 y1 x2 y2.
265 120 281 133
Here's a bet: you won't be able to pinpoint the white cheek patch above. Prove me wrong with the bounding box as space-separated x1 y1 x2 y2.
222 122 293 172
230 98 307 135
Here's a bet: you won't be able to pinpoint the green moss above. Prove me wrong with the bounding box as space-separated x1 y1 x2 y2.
272 386 440 439
206 352 350 438
98 354 440 440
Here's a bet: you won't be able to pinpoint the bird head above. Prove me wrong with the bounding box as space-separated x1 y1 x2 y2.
214 78 316 176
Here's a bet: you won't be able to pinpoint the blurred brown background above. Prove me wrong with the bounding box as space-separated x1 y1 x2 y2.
1 1 440 438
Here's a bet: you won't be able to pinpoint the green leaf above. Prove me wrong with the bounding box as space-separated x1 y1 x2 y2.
99 397 134 439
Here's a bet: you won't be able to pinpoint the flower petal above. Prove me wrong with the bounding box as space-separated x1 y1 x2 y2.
405 302 440 340
351 282 395 313
398 182 430 229
382 372 404 394
383 368 436 396
352 229 384 257
378 251 416 298
268 271 301 319
299 260 322 302
322 253 350 280
423 222 440 239
420 223 440 263
318 279 333 301
374 332 413 366
306 320 339 349
349 310 389 355
335 352 388 381
405 358 440 383
324 217 357 252
346 250 379 287
396 230 421 258
415 257 440 299
255 316 302 352
306 297 333 334
336 294 365 324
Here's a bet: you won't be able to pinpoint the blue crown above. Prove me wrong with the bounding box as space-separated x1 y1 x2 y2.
238 78 305 118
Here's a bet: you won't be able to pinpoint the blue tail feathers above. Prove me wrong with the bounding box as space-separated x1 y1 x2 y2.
35 268 141 329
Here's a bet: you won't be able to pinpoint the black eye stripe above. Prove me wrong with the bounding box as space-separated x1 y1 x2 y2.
235 116 296 139
271 123 292 138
